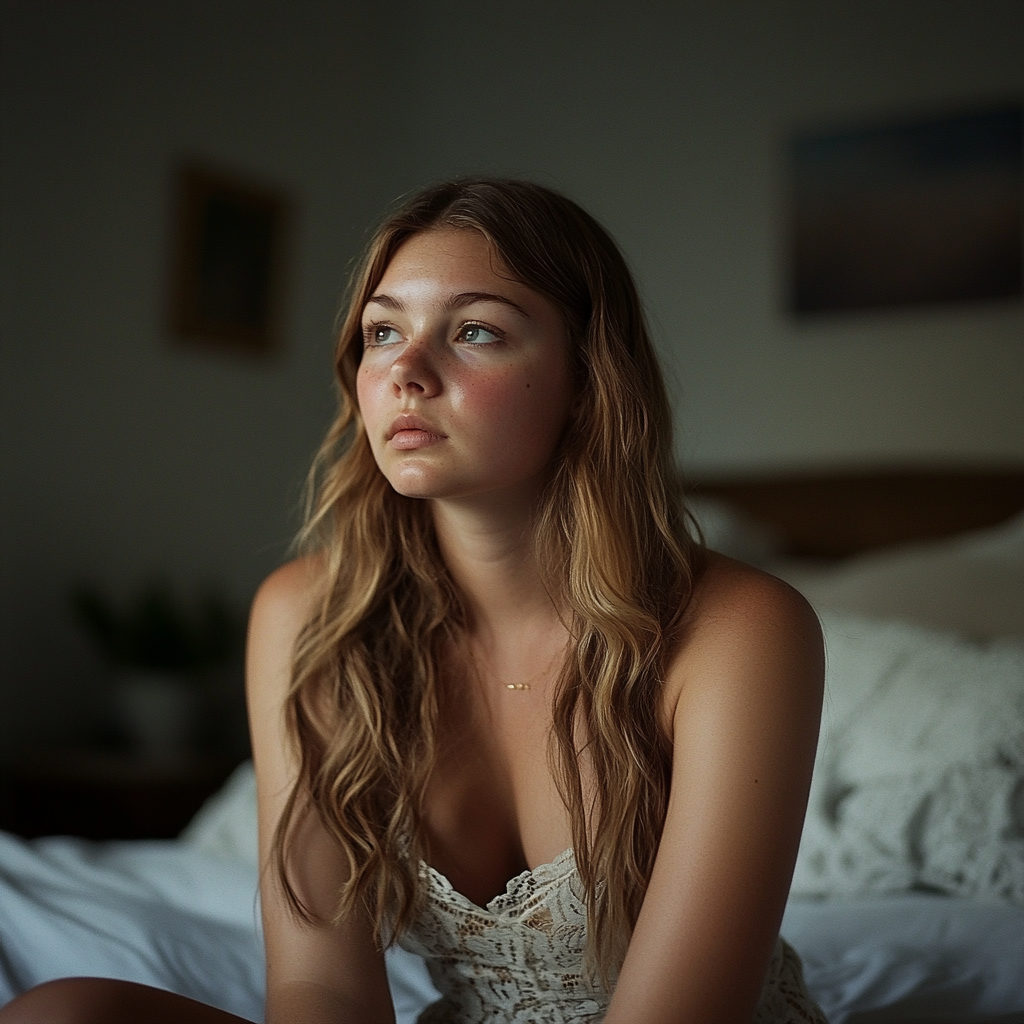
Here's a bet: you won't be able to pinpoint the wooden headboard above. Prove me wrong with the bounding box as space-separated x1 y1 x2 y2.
687 467 1024 559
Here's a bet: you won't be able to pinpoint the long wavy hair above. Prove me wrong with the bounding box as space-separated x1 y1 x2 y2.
273 178 702 986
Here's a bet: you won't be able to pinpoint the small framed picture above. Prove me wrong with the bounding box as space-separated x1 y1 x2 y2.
788 101 1022 316
168 162 291 354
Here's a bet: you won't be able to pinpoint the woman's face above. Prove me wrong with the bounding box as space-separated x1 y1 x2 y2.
357 227 575 504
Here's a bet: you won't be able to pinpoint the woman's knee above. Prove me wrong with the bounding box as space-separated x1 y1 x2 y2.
0 977 248 1024
0 977 119 1024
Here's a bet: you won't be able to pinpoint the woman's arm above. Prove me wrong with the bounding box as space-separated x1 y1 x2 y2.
605 561 824 1024
247 558 396 1024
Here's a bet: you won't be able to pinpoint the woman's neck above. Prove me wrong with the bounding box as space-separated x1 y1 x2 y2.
430 489 563 647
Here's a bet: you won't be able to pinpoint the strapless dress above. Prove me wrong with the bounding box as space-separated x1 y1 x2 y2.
397 847 827 1023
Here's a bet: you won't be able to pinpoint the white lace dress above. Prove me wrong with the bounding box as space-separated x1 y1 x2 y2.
397 848 827 1023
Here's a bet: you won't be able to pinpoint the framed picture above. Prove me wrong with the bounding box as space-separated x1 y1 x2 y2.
788 101 1022 316
168 162 291 353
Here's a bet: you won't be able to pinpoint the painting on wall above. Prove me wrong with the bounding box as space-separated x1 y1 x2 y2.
788 101 1022 316
168 162 291 353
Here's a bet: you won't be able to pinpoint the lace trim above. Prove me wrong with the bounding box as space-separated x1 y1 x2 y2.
419 847 578 915
399 849 828 1023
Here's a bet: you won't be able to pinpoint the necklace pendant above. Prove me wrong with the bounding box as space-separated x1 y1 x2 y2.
505 683 531 691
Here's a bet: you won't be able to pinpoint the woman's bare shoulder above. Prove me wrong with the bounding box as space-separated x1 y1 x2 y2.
253 553 326 620
250 553 329 644
247 553 327 700
689 551 819 633
665 553 823 710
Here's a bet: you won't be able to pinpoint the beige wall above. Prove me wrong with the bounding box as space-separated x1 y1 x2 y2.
1 0 1021 751
393 0 1024 475
0 0 412 749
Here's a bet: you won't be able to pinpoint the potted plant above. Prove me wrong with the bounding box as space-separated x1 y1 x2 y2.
73 583 240 757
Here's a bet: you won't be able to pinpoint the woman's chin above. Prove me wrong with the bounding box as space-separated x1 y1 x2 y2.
385 469 449 500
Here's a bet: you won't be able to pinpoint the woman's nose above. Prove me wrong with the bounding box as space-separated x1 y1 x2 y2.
390 338 442 397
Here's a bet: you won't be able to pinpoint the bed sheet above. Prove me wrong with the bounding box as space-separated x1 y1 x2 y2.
3 831 1024 1023
0 831 265 1019
0 831 437 1022
782 896 1024 1023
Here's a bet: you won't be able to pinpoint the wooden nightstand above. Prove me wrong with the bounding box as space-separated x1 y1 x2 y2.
0 749 240 840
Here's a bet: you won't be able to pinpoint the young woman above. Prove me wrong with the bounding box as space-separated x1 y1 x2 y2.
0 179 827 1023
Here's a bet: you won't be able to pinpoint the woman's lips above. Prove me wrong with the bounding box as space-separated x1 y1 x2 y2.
390 428 444 450
386 414 446 450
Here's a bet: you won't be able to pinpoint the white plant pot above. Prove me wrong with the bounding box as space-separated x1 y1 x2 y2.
112 671 200 757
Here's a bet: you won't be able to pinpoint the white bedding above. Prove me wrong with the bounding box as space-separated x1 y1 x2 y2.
2 510 1022 1022
3 829 1023 1023
0 832 265 1019
771 511 1024 640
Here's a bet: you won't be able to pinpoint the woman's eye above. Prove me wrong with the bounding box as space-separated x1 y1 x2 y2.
459 324 500 345
368 325 400 345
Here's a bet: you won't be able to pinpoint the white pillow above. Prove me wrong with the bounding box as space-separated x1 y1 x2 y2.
179 760 259 866
776 512 1024 639
793 763 1024 903
792 611 1024 901
916 763 1024 902
825 614 1024 782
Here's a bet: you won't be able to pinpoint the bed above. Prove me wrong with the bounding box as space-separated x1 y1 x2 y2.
1 467 1022 1023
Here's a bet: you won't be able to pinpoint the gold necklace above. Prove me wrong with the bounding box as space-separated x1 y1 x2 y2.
469 643 564 693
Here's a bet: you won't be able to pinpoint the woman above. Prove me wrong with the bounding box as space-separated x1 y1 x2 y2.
0 179 826 1023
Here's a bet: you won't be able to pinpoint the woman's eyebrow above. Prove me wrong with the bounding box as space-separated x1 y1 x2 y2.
444 291 531 318
365 291 531 318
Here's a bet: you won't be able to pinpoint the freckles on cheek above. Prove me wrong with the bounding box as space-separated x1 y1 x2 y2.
460 369 560 445
457 369 518 418
355 364 383 411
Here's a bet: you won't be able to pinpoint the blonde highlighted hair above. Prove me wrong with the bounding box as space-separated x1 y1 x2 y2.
274 178 702 985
